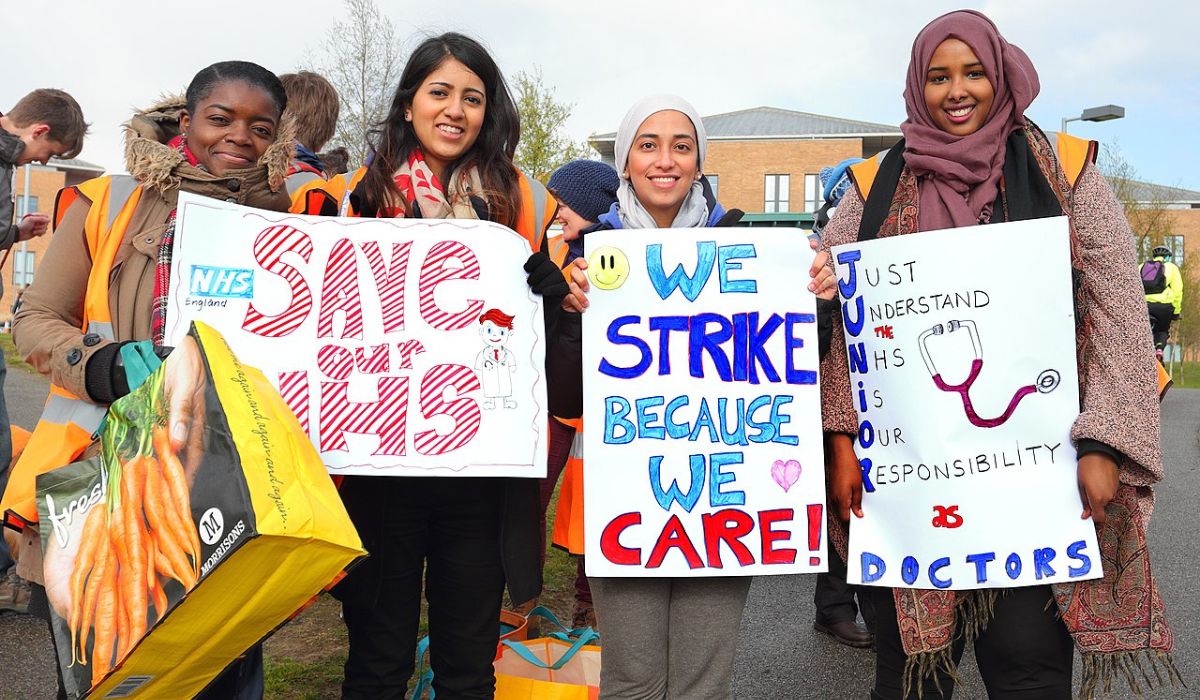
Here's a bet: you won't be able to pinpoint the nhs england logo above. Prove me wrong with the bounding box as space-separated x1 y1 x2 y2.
189 265 255 299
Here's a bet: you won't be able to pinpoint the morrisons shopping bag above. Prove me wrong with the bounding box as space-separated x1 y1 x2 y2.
35 321 364 698
494 608 601 700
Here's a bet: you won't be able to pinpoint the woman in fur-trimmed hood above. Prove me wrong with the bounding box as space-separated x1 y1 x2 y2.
14 62 293 403
9 60 293 700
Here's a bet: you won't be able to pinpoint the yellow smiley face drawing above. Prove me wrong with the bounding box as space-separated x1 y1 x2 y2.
587 246 630 290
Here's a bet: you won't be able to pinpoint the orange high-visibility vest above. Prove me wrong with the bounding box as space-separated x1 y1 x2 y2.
285 162 329 214
301 166 563 267
550 417 585 555
849 130 1097 202
1 175 143 529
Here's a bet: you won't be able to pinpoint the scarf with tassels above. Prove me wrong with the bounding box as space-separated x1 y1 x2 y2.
849 125 1180 699
149 135 203 346
389 149 483 220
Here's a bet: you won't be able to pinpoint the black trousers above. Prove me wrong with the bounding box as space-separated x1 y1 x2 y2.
1148 301 1175 350
337 477 506 700
867 585 1072 700
814 540 875 628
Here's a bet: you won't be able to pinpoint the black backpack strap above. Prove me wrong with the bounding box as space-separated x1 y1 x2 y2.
857 139 907 242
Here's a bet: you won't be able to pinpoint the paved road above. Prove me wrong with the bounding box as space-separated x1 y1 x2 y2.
0 363 55 700
2 369 1196 699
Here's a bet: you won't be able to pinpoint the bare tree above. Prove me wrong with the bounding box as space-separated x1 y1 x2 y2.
1100 142 1173 258
512 67 591 182
311 0 404 165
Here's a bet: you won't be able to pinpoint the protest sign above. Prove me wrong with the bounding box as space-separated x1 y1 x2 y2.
832 217 1102 590
164 192 546 478
582 229 826 577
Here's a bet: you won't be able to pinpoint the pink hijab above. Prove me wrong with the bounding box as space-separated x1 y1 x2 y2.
900 10 1040 231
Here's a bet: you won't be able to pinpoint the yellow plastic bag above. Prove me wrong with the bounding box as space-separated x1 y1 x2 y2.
35 321 364 698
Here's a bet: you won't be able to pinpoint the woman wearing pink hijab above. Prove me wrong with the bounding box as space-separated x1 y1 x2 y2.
820 10 1178 699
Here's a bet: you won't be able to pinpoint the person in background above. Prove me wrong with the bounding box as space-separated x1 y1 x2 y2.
1142 244 1183 361
279 70 340 203
809 158 874 650
0 88 88 615
318 145 351 175
538 159 619 630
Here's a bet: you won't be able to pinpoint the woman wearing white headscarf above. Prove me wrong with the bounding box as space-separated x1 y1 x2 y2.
562 95 836 700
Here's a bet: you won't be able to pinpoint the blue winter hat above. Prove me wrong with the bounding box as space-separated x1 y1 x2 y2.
547 160 620 223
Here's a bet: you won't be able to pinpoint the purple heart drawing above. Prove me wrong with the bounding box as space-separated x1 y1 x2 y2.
771 459 802 492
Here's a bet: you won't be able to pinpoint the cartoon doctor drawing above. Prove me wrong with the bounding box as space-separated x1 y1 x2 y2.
475 308 518 409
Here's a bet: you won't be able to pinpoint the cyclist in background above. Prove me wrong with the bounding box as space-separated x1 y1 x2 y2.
1143 244 1183 361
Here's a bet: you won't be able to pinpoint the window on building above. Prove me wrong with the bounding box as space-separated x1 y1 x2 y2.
15 195 39 218
705 174 719 198
1140 235 1185 264
803 174 821 213
764 174 790 213
13 250 35 287
1165 235 1184 264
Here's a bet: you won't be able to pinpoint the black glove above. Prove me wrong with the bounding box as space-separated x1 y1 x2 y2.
85 342 173 404
524 252 569 299
85 341 129 404
1173 314 1181 320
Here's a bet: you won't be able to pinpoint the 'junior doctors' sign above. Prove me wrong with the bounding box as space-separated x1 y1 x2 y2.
583 229 826 577
833 217 1102 589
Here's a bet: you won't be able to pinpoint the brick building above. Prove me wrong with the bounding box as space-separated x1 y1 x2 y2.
4 157 105 324
1123 180 1200 263
588 106 902 227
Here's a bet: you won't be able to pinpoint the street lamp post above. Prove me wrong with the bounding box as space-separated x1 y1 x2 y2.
1061 104 1125 134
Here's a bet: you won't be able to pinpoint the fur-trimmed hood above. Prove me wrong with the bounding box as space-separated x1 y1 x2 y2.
123 94 295 196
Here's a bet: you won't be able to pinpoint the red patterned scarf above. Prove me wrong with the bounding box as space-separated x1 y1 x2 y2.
388 149 483 220
149 136 202 345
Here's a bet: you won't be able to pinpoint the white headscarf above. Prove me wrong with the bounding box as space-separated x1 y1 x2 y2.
613 94 710 229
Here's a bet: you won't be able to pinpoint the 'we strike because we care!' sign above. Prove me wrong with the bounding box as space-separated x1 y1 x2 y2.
164 192 547 478
583 229 826 577
833 217 1102 590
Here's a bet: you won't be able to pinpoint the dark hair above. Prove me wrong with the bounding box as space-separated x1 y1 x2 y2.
358 33 521 226
318 146 351 175
280 71 339 152
8 89 89 159
186 61 288 119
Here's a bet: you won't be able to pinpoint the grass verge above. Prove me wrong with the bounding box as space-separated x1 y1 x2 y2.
0 333 34 373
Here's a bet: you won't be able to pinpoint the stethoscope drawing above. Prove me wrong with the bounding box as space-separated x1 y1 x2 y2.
917 320 1060 429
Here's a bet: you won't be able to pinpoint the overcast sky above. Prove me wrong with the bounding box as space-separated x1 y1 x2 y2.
4 0 1197 191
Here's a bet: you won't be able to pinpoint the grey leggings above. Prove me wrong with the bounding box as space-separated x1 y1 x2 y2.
590 576 752 700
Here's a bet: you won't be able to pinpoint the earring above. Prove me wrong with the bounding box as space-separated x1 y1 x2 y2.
405 111 412 122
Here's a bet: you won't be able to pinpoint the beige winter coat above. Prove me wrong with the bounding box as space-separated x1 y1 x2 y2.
13 97 293 402
10 98 292 584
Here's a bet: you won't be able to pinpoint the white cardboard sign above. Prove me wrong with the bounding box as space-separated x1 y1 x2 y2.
832 217 1102 589
165 192 546 478
582 228 827 577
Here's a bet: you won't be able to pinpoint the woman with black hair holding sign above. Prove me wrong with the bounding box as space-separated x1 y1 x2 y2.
301 32 566 700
